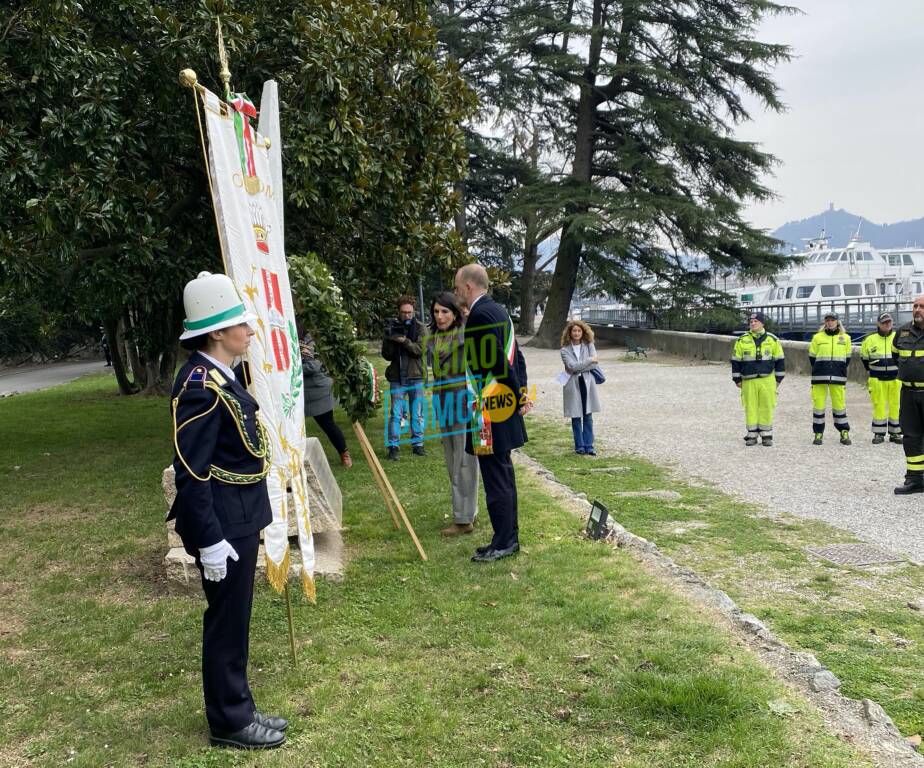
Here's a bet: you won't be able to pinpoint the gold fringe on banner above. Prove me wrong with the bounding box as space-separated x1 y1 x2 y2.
265 546 290 593
300 569 317 605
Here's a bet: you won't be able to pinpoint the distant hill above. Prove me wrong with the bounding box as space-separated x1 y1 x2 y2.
773 205 924 251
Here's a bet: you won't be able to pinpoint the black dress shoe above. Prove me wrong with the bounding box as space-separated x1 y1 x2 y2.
210 721 285 750
254 711 288 732
894 481 924 495
471 543 520 562
475 543 492 555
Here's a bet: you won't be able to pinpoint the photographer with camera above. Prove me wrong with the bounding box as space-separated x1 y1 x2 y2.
381 295 428 460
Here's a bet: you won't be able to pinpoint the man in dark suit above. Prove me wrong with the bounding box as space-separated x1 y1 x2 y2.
454 264 531 562
170 271 288 749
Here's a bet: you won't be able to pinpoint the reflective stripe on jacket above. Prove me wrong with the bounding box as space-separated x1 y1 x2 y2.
731 331 785 383
808 329 851 385
860 331 898 381
893 321 924 385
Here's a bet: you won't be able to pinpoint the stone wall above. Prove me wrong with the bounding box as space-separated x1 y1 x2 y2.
590 326 870 384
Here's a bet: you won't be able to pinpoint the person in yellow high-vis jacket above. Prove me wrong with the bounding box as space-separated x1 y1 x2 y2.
808 312 852 446
731 311 785 446
860 312 901 444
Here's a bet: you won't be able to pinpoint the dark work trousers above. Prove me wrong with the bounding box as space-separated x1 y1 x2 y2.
900 387 924 481
477 450 519 550
313 409 348 454
195 532 260 734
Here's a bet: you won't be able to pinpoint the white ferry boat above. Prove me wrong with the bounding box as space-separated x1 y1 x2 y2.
734 232 924 307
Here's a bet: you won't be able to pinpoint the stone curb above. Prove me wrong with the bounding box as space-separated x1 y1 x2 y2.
513 449 924 768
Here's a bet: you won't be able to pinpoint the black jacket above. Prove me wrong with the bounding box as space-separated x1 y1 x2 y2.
169 352 273 554
381 318 428 382
894 321 924 384
463 295 528 455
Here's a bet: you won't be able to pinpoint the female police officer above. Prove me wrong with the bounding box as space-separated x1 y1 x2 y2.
169 271 287 749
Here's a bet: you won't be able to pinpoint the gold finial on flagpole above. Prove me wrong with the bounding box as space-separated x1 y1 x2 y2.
216 15 232 99
178 69 198 89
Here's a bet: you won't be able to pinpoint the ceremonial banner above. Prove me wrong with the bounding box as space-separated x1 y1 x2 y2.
200 84 316 601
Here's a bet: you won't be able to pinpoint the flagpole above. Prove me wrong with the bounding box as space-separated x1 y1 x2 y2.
284 584 298 666
215 15 233 100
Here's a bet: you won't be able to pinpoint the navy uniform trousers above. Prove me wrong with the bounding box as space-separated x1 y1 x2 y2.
478 451 519 550
195 533 260 733
463 295 528 552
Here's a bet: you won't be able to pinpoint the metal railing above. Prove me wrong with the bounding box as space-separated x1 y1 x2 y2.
583 298 914 337
581 308 657 328
742 299 911 334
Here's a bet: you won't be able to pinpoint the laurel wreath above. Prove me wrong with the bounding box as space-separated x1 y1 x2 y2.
281 320 303 418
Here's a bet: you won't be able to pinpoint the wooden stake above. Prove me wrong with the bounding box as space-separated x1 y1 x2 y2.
284 583 298 665
352 422 400 529
352 422 428 561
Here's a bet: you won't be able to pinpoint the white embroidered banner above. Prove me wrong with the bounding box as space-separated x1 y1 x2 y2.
200 84 316 601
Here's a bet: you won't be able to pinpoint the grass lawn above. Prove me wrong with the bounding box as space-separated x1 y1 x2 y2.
0 373 870 767
521 417 924 738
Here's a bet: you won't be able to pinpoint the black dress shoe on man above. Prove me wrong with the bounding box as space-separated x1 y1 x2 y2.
254 711 289 732
412 445 426 456
475 543 492 555
894 480 924 495
386 446 399 461
210 721 285 750
471 543 520 562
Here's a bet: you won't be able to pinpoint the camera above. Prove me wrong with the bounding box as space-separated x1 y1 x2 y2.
384 318 404 339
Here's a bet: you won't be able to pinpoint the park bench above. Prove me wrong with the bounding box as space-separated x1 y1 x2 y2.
624 335 648 358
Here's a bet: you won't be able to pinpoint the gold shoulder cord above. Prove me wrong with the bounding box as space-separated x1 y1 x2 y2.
172 382 272 485
171 388 220 482
206 382 271 460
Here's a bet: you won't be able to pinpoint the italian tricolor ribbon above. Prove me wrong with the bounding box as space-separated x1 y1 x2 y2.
229 93 258 179
466 315 517 455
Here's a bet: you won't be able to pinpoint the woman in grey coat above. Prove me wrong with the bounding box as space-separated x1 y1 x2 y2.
560 320 602 455
301 333 352 467
428 292 479 535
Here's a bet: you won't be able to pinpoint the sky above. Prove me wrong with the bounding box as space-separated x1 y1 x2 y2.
741 0 924 232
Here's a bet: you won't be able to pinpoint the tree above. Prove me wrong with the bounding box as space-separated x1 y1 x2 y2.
431 0 563 333
0 0 472 393
499 0 795 346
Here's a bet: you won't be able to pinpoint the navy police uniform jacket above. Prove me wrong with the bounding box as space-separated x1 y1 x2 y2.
169 352 272 555
464 295 528 456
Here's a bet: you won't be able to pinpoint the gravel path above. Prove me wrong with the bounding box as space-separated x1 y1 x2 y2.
523 344 924 563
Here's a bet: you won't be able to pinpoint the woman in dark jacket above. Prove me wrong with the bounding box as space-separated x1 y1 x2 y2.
301 333 352 467
427 292 479 535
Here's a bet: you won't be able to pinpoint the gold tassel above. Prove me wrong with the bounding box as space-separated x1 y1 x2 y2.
264 547 290 593
300 569 317 605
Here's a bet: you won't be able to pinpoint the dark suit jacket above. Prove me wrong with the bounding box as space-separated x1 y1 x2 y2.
169 352 272 554
464 295 528 455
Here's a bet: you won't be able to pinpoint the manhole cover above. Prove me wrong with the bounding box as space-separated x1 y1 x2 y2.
806 544 904 566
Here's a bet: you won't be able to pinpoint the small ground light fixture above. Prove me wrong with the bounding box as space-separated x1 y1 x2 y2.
585 500 610 540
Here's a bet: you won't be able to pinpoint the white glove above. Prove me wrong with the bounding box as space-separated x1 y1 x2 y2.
199 539 239 582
